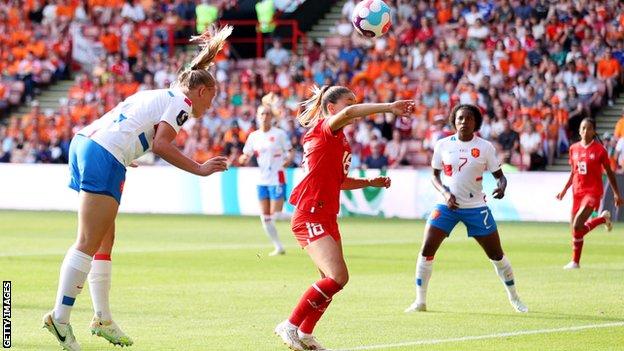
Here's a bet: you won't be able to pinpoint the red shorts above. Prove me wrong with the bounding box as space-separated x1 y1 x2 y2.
291 209 341 248
572 192 602 215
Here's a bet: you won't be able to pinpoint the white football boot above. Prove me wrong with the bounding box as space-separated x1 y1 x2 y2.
563 261 580 270
509 298 529 313
43 311 81 351
404 301 427 313
275 320 306 350
298 331 329 350
90 316 134 346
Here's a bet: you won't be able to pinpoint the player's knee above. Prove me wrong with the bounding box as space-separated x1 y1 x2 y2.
328 270 349 287
420 244 439 257
573 222 585 232
487 252 504 261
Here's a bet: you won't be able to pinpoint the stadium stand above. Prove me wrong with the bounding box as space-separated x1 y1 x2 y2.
1 0 623 173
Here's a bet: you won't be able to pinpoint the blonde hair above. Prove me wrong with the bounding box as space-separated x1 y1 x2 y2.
174 25 233 90
260 92 279 117
297 85 352 127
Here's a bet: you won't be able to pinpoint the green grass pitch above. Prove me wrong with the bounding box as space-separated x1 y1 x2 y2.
1 210 623 350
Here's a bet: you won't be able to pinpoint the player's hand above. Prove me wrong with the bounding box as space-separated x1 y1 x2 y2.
492 187 505 199
615 194 623 207
198 156 228 176
128 161 139 168
444 192 459 210
389 100 416 116
556 191 566 201
369 176 391 188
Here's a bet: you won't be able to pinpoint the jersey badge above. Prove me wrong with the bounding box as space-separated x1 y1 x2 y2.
589 153 595 159
269 136 275 142
176 110 189 126
471 148 480 158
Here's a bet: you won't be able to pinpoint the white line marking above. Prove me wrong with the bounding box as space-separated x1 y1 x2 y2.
0 239 418 258
339 322 624 350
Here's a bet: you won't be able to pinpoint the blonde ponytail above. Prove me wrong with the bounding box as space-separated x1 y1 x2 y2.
297 85 330 128
296 85 352 128
175 25 233 89
188 25 233 70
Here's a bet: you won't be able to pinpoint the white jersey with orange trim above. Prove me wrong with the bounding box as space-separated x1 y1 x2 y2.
78 88 192 167
431 134 501 208
242 127 291 186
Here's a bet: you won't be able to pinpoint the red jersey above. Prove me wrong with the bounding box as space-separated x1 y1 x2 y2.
569 140 609 196
289 118 352 215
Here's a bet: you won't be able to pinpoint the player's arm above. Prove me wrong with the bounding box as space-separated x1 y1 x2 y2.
491 169 506 199
341 176 391 190
604 161 623 206
152 121 228 176
283 149 295 168
239 135 254 165
328 100 415 132
238 153 250 165
432 168 459 210
556 171 574 200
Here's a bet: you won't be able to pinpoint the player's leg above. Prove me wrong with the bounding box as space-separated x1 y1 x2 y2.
276 236 346 350
406 206 455 313
44 192 118 350
88 223 133 346
258 186 284 256
273 197 287 221
566 203 605 268
297 254 338 350
473 229 528 313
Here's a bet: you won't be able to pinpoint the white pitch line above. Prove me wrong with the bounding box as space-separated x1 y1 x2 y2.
0 239 418 257
339 322 624 351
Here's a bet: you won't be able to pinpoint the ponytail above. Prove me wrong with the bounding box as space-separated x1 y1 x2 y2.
297 85 330 128
174 25 233 89
297 85 352 128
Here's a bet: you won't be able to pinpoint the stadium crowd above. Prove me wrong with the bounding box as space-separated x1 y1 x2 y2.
1 0 624 172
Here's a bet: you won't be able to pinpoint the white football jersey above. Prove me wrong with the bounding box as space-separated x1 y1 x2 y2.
242 127 291 185
431 134 501 208
78 89 192 166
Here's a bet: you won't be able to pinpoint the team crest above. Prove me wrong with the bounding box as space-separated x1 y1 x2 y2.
176 110 189 126
430 209 441 220
471 148 480 158
269 136 275 142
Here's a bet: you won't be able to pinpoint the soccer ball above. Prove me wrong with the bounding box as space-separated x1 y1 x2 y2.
351 0 392 38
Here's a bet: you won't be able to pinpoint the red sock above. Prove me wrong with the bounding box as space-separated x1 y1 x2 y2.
288 278 342 327
299 298 332 334
584 217 606 233
572 237 584 264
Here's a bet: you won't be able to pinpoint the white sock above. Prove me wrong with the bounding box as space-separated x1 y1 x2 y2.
53 247 92 324
261 214 283 251
88 256 112 321
415 254 434 305
490 256 519 300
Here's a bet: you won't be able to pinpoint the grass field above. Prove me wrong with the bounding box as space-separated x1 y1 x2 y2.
1 210 623 351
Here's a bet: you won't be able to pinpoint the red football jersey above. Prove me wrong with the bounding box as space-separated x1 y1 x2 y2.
569 140 609 196
289 118 352 215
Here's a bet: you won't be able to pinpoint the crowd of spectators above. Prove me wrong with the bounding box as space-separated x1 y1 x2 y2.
1 0 624 173
0 0 73 119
